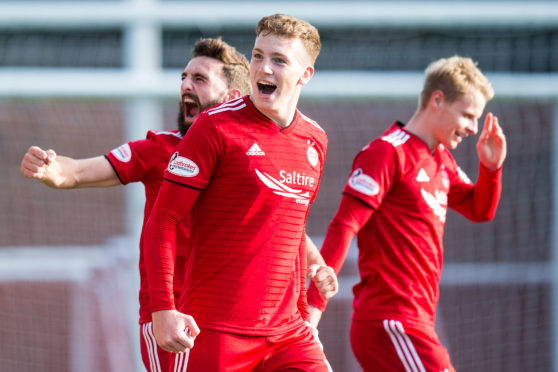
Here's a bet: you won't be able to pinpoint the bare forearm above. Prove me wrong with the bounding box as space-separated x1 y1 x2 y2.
47 156 80 188
305 234 326 267
49 156 119 189
21 146 120 189
70 156 120 188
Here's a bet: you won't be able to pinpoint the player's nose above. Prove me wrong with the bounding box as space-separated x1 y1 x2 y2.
468 119 478 135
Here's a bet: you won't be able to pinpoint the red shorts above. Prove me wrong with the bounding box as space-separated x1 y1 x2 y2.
140 322 174 372
170 322 331 372
350 318 456 372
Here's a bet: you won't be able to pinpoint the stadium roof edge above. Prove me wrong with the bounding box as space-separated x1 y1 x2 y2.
0 1 557 28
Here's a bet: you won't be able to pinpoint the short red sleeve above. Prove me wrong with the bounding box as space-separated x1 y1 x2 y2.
164 114 222 190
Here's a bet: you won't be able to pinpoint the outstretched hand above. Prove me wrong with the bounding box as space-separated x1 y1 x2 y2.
476 112 507 170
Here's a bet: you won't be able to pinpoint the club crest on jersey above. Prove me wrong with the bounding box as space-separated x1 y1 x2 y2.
111 144 132 163
255 168 312 206
168 152 199 177
348 169 379 196
307 143 319 167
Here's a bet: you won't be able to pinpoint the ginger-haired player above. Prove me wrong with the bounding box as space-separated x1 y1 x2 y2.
21 36 337 371
144 14 333 371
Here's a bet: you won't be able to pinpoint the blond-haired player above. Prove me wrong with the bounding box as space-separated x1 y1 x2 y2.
307 56 507 372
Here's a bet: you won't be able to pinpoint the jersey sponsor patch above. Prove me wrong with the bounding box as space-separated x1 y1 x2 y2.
167 152 199 177
111 144 132 163
421 188 448 223
348 168 379 196
255 168 311 206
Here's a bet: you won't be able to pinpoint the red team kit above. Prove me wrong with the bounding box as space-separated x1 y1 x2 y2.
107 96 329 371
307 122 502 371
106 95 502 371
106 129 189 370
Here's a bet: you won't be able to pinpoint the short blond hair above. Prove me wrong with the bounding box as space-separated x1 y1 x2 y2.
256 14 321 64
419 56 494 109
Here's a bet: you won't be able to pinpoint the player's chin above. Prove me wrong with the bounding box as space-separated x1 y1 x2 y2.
446 141 458 150
184 115 197 126
448 135 463 149
252 90 274 103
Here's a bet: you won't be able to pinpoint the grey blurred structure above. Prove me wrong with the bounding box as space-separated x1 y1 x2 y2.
1 1 557 371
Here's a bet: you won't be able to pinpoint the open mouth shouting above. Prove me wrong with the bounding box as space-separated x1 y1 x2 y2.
257 81 277 96
183 94 201 119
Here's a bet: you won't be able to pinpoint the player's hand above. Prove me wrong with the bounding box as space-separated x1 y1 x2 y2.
151 309 200 353
308 264 338 300
308 305 323 329
20 146 59 186
477 112 507 170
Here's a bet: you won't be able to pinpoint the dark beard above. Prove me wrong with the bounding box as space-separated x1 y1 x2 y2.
176 98 226 136
177 102 188 135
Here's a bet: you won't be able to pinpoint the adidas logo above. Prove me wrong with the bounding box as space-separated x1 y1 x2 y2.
416 168 430 182
246 143 265 156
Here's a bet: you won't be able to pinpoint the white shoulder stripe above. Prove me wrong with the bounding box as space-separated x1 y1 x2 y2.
300 112 324 132
207 97 245 114
156 131 182 139
381 129 410 147
208 103 246 116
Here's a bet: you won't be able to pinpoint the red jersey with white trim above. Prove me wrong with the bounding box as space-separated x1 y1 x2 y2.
158 96 327 335
105 129 189 324
340 122 483 327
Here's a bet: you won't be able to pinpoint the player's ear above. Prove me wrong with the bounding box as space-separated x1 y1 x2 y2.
298 65 315 86
429 90 445 110
226 89 242 101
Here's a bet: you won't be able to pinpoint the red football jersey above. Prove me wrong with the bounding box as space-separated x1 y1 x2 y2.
105 130 189 324
308 122 501 328
151 96 328 335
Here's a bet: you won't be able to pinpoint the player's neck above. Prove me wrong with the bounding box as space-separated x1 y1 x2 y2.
405 110 439 152
250 95 298 129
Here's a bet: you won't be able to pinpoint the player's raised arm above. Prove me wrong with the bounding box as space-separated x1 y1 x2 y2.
20 145 119 189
